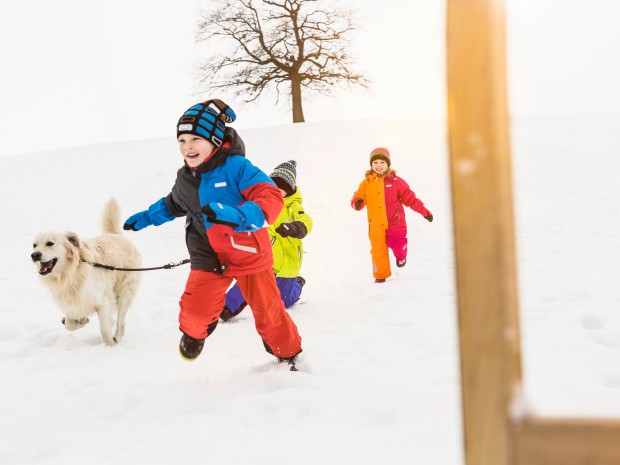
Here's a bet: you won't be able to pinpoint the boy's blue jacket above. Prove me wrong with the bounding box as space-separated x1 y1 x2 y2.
146 128 283 275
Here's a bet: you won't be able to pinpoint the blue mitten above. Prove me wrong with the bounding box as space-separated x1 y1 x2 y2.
147 198 175 226
202 202 264 232
123 211 152 231
123 198 174 231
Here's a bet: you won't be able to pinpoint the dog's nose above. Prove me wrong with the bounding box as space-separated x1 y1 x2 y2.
31 251 42 262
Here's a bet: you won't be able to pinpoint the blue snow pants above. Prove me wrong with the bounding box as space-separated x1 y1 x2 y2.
225 276 302 315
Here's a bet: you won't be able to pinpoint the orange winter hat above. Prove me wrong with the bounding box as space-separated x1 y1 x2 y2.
369 147 391 167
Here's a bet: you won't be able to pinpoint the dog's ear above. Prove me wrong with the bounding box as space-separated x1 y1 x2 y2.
65 232 80 248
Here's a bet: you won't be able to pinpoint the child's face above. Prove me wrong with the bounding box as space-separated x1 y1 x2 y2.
178 135 216 168
371 159 389 175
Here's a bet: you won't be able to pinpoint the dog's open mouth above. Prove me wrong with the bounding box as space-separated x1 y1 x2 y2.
38 258 57 276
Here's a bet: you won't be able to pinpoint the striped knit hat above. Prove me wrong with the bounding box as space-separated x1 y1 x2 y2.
270 160 297 197
369 147 391 167
177 99 236 147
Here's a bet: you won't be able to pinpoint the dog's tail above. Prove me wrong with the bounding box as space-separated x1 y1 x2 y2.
102 197 122 234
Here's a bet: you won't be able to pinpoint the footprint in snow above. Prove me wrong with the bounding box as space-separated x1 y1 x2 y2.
581 314 605 331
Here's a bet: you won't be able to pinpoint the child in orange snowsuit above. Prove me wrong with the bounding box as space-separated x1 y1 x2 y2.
351 147 433 283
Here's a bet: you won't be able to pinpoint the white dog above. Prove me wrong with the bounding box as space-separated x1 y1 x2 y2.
31 198 142 345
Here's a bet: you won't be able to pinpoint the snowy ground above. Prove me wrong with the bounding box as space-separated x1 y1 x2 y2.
1 116 619 464
512 115 620 416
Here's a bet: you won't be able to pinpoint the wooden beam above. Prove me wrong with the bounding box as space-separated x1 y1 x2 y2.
447 1 620 464
446 0 522 464
514 417 620 465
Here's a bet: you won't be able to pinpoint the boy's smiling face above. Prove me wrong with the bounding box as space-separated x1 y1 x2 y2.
371 159 389 175
178 135 216 168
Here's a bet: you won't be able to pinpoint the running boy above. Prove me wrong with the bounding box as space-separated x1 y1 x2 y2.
123 99 302 369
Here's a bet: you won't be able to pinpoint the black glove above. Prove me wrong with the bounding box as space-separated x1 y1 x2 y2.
275 221 307 239
425 213 433 222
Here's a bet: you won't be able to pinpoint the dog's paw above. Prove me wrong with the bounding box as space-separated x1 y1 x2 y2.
63 317 90 331
103 337 118 346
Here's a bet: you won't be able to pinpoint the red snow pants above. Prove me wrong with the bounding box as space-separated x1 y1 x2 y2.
178 268 302 359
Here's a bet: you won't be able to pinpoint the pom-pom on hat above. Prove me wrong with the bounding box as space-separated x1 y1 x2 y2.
177 99 237 147
270 160 297 197
369 147 391 168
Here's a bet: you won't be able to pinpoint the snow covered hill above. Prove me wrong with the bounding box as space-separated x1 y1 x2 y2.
1 116 619 465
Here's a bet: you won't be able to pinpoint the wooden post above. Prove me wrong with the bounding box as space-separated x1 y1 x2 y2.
447 1 620 464
446 0 521 464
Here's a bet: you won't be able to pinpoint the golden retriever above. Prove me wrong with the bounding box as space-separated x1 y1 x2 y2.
31 198 141 345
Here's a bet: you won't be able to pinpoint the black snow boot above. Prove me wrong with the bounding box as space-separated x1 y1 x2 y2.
219 305 236 322
278 355 300 371
220 302 247 322
179 333 205 360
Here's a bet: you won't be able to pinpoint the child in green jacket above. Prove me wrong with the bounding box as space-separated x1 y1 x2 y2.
221 160 313 321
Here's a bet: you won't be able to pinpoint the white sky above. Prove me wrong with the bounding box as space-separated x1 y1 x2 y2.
1 0 619 157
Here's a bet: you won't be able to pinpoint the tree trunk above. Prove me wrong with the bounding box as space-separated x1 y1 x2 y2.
290 75 305 123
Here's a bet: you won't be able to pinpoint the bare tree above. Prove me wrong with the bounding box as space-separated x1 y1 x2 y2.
195 0 369 123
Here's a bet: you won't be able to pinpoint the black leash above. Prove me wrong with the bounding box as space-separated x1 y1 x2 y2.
81 258 190 272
